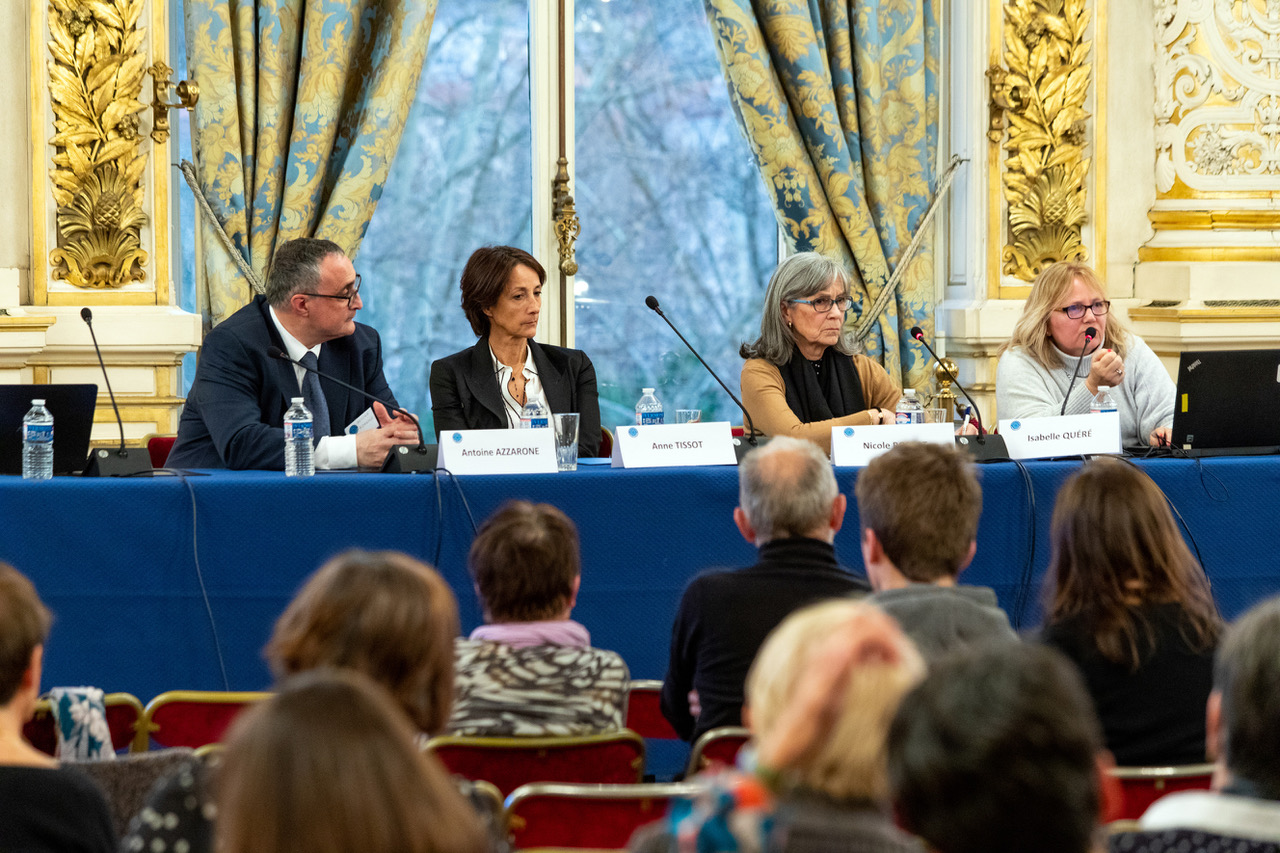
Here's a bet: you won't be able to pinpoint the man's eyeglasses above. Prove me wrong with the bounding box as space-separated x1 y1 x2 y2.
790 295 853 314
306 274 362 308
1058 300 1110 320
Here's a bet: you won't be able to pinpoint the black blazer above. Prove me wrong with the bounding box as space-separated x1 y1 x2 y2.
168 296 397 470
429 337 601 457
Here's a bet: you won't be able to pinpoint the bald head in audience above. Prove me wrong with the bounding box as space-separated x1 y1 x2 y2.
734 436 846 545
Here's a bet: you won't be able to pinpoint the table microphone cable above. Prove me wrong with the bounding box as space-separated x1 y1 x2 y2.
176 471 231 691
1010 458 1037 630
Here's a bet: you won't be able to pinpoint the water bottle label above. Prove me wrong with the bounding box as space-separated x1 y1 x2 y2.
530 416 549 429
24 423 53 444
285 421 313 441
640 412 664 425
894 411 923 425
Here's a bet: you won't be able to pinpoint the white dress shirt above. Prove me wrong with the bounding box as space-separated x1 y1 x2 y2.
269 307 359 469
491 344 549 428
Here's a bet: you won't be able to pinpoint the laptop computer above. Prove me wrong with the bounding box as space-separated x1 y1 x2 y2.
1171 350 1280 455
0 384 98 475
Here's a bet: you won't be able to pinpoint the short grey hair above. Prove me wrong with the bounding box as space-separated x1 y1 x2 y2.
264 238 345 307
738 436 838 542
1214 595 1280 798
740 252 861 365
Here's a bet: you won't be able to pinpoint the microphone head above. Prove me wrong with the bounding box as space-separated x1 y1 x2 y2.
80 307 93 323
267 346 286 360
910 326 924 341
1085 326 1098 340
644 295 661 311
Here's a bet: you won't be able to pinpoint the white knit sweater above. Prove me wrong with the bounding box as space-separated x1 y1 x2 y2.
995 332 1176 447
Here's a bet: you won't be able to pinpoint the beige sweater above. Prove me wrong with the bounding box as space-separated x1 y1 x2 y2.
740 355 902 452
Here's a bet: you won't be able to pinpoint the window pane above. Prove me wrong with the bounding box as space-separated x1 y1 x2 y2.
574 0 777 428
358 2 533 429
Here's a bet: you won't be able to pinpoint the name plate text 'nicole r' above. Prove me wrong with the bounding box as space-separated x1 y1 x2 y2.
830 422 955 467
997 412 1121 459
610 422 737 468
437 428 557 474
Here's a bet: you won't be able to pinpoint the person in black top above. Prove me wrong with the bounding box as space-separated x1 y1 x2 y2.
659 436 870 742
1039 457 1221 766
0 562 114 853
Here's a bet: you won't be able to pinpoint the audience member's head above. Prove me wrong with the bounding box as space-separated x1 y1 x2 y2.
216 668 486 853
745 599 925 803
1045 457 1220 668
887 644 1104 853
0 562 51 715
468 500 580 623
855 441 982 584
736 437 845 545
1209 595 1280 799
266 550 458 735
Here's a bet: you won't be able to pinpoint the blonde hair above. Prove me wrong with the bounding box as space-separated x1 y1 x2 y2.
1000 261 1130 368
746 600 925 802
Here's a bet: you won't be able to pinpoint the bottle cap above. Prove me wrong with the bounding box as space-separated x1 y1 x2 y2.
642 387 655 394
291 397 304 403
1098 385 1110 391
31 399 45 406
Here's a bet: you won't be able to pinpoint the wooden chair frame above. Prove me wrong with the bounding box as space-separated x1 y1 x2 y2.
685 726 751 777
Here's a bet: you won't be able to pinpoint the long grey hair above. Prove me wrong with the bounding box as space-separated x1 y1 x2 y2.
739 252 860 366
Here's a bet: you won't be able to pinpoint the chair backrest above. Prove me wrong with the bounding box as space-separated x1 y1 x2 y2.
24 692 145 756
1106 763 1216 821
625 680 678 741
505 781 704 850
136 690 272 751
686 726 751 777
145 434 177 468
599 427 614 459
424 731 646 797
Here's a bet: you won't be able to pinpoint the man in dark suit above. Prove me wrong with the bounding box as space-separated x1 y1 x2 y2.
168 238 418 470
659 436 870 743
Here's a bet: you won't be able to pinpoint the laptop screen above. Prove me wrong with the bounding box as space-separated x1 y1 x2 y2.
0 384 99 475
1171 350 1280 453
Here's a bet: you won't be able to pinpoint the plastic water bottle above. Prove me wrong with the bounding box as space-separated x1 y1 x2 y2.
519 399 549 429
21 399 54 480
635 388 664 425
283 397 315 478
1090 385 1118 415
895 389 925 425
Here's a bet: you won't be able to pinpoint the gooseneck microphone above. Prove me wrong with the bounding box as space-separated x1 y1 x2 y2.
909 326 987 435
1060 326 1098 418
644 295 763 454
267 346 435 473
81 308 153 476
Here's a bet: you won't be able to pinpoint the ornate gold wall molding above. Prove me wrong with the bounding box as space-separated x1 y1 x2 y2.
988 0 1103 292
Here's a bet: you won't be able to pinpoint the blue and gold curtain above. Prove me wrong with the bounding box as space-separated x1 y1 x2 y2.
704 0 940 387
185 0 437 325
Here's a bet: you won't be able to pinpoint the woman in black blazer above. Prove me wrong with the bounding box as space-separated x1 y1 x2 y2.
429 246 601 457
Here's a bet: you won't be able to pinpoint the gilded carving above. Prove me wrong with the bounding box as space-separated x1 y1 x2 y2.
46 0 150 289
996 0 1093 280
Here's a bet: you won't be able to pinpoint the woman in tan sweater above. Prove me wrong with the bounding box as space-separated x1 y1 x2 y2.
740 253 901 452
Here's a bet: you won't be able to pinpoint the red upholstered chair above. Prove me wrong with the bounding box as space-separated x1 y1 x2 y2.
145 434 177 468
135 690 271 752
598 427 614 459
505 781 703 849
1106 763 1215 821
423 731 646 797
625 680 678 741
24 692 145 755
685 726 751 777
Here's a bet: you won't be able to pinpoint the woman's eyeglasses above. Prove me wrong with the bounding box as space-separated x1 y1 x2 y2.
790 295 853 314
1058 300 1109 319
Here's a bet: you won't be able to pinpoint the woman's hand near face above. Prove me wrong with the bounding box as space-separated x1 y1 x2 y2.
1087 348 1125 394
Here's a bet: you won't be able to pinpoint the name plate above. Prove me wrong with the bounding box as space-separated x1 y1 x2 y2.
610 422 738 468
830 423 955 467
997 412 1121 459
437 428 557 474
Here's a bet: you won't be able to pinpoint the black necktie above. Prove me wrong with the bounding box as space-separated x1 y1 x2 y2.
299 352 331 440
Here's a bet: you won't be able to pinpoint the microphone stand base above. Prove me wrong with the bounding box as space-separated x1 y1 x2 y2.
82 447 154 477
955 433 1009 462
732 435 771 463
381 444 438 473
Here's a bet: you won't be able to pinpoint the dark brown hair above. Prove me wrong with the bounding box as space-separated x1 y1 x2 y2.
855 442 982 582
264 238 345 307
0 563 51 706
266 550 459 734
216 669 486 853
468 501 580 623
459 245 546 337
1044 457 1221 669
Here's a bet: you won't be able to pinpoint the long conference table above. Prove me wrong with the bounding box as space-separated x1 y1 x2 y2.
1 455 1278 705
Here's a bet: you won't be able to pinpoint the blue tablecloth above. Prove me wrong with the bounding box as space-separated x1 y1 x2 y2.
1 456 1277 704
